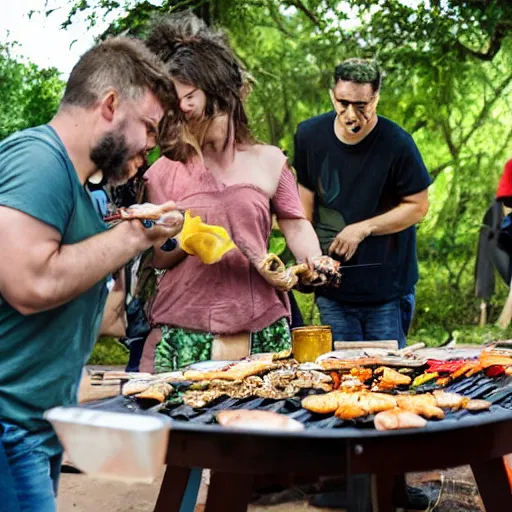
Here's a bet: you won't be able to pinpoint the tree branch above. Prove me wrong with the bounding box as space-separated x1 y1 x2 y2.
458 71 512 150
441 120 458 159
267 1 294 37
283 0 320 27
430 155 474 181
454 22 509 62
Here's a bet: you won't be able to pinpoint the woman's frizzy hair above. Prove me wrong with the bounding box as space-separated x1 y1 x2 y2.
145 11 253 162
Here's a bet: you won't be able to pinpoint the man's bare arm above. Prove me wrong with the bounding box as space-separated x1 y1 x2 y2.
361 189 429 236
0 204 181 315
298 185 315 222
329 189 429 261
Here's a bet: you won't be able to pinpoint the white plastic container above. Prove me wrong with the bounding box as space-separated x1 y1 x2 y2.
44 407 170 483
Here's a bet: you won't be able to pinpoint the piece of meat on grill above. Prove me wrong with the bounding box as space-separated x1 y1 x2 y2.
301 391 348 414
374 409 427 431
293 370 332 392
350 368 373 383
373 367 412 390
433 390 468 409
118 203 174 221
465 399 491 411
135 382 173 402
334 392 398 420
302 391 397 419
184 389 226 408
333 393 366 420
122 379 157 396
216 410 305 431
396 394 445 419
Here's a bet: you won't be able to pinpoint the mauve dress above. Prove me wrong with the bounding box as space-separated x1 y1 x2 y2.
139 155 306 372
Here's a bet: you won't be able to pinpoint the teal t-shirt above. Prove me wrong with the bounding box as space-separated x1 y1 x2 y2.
0 125 108 455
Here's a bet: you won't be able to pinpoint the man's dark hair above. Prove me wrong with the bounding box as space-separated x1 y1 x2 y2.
61 36 175 111
334 58 383 92
145 11 253 162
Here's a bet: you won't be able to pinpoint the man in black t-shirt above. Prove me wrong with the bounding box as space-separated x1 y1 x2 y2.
294 58 431 349
294 58 434 511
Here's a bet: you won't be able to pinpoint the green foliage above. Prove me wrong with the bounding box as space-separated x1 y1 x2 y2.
293 290 321 326
268 229 287 256
87 336 129 365
0 41 64 140
51 0 512 350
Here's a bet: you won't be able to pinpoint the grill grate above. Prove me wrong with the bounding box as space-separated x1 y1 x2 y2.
153 375 512 430
81 374 512 434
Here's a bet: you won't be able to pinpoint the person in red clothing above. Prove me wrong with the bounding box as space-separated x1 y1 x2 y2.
497 159 512 207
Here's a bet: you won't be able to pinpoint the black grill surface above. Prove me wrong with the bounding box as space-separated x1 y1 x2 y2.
81 374 512 437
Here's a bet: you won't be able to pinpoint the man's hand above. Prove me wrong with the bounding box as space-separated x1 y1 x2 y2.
126 201 184 250
328 222 372 261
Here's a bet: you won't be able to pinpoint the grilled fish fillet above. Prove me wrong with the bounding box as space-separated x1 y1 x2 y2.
374 409 427 431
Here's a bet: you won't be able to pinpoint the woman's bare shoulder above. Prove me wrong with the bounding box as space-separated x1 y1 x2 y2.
251 143 286 158
250 144 287 173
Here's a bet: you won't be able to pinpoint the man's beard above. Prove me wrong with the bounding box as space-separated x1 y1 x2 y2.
90 131 135 185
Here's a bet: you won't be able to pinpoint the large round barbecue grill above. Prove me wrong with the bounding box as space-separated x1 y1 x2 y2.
78 369 512 512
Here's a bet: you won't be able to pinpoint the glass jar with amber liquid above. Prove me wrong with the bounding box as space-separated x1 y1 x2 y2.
292 325 333 363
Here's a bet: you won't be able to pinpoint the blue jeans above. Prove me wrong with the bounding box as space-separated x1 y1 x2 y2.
316 293 415 349
0 422 62 512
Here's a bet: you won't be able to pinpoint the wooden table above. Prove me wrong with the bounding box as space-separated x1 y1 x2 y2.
153 414 512 512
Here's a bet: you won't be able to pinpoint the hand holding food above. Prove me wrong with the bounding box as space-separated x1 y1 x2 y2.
256 253 343 292
298 256 342 288
256 253 300 291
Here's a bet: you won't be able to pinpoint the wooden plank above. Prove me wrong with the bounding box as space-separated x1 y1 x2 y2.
333 341 399 350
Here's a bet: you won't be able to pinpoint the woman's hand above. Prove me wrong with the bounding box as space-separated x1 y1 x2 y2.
255 253 299 292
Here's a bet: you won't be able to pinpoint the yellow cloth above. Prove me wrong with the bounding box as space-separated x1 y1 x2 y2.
178 211 237 264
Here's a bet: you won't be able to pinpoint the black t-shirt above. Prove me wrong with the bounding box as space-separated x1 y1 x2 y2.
294 112 431 304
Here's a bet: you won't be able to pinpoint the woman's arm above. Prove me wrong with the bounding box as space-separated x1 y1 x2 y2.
279 218 322 262
144 164 188 270
152 244 188 269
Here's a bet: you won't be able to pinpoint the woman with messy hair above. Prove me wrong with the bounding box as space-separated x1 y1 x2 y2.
139 12 332 373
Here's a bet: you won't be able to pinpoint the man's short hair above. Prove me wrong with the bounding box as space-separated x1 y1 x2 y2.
61 36 174 110
334 58 382 92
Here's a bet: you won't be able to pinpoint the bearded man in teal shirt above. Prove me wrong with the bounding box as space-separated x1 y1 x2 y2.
0 37 183 511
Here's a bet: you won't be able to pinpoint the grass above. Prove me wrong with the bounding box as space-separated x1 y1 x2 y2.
87 292 512 365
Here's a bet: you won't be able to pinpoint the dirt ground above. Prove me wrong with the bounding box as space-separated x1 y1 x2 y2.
57 466 485 512
61 369 489 511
